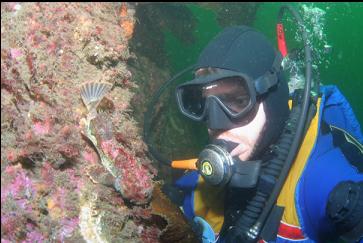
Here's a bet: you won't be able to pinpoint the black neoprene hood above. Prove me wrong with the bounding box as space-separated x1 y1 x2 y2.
194 25 290 157
195 25 277 80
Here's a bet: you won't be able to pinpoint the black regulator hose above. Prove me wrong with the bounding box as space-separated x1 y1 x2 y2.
230 5 313 242
143 65 195 166
143 4 313 243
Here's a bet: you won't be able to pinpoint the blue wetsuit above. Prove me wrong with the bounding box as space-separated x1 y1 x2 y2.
175 85 363 243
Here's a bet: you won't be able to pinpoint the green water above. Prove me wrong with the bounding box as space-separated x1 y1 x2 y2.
145 5 360 242
164 2 363 126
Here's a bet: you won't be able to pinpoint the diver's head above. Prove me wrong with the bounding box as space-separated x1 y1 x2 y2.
176 26 290 159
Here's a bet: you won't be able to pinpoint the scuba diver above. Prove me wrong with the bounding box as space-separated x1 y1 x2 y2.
144 5 363 243
171 24 363 243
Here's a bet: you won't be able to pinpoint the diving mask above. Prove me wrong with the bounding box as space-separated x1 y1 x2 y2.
176 70 256 121
176 54 282 130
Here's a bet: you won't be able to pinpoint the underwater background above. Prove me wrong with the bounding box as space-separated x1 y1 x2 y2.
165 2 363 122
1 3 361 242
132 2 363 161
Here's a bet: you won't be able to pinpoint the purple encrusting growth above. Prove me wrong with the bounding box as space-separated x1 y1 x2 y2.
1 2 197 242
57 217 80 242
1 166 36 209
24 225 46 243
1 2 159 242
1 165 37 241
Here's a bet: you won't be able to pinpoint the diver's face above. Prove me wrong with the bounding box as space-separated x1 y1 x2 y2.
208 102 266 161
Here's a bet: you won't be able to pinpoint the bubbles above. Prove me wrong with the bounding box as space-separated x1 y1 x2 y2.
301 4 326 40
284 3 332 95
282 56 305 94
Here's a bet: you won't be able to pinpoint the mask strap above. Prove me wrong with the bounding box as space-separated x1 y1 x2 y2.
254 52 283 95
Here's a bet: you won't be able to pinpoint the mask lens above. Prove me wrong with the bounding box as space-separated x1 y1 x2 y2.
181 85 205 117
202 77 251 114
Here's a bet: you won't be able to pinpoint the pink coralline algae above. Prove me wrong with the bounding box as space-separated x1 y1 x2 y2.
1 165 38 241
1 166 36 211
57 217 80 242
32 119 52 136
24 229 46 243
1 2 138 242
10 48 23 60
113 146 154 205
1 2 197 242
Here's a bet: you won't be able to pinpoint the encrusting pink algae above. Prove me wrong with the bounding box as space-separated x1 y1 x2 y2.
1 2 197 242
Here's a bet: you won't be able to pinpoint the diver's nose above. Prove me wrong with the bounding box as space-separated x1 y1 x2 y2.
206 98 232 130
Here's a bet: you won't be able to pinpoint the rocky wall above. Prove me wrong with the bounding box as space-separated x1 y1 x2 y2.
1 3 196 242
